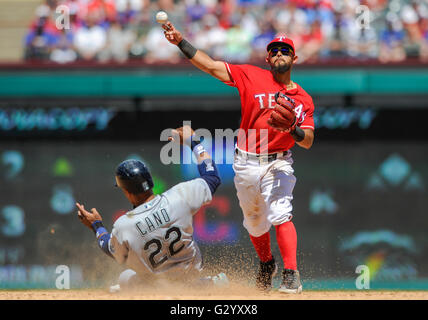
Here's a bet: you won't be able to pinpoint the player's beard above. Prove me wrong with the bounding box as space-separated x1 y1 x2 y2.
271 60 292 74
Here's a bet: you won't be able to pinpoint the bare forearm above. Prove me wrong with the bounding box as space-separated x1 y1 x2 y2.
296 137 313 149
189 50 216 73
163 21 230 82
295 129 314 149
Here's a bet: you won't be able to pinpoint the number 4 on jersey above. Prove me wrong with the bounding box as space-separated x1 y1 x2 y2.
294 104 303 119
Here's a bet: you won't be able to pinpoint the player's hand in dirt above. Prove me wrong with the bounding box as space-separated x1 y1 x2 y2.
76 202 103 229
168 125 195 145
162 21 183 45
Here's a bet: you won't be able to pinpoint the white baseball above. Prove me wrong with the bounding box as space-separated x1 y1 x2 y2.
156 11 168 24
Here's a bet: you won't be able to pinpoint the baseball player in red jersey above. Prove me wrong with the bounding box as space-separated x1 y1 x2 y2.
163 21 314 294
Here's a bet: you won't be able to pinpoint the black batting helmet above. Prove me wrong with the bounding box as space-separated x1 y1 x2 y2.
115 159 154 194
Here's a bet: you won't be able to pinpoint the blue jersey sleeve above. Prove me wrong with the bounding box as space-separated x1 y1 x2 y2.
197 158 221 195
92 221 114 259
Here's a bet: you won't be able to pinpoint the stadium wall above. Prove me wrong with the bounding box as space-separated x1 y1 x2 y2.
0 66 427 290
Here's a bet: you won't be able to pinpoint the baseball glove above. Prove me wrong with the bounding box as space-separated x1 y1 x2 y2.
267 92 297 132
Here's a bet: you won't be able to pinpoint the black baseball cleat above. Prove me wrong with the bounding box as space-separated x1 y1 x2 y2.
279 269 303 294
255 258 278 292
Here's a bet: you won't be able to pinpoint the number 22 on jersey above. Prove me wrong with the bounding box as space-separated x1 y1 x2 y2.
138 226 184 269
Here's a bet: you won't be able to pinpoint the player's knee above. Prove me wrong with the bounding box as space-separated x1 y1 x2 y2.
243 218 271 237
118 269 137 288
243 208 264 224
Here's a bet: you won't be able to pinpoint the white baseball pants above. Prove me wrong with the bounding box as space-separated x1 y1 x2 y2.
233 149 296 237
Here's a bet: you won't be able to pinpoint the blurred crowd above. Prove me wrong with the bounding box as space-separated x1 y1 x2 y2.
23 0 428 64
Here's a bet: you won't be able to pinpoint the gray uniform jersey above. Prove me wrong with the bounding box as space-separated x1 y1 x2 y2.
108 178 212 281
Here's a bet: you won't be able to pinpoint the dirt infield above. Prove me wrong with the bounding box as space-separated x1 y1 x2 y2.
1 286 426 300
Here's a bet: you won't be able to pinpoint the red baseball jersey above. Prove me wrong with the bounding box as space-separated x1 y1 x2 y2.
224 63 315 154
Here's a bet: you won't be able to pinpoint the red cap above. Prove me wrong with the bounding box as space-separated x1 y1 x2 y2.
266 36 295 53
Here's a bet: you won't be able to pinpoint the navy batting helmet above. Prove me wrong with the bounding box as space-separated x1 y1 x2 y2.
115 159 154 194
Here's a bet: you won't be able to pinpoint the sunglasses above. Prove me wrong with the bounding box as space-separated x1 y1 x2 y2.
269 47 293 56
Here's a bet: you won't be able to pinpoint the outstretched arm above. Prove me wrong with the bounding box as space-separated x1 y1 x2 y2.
162 21 231 83
76 202 114 259
169 125 221 195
